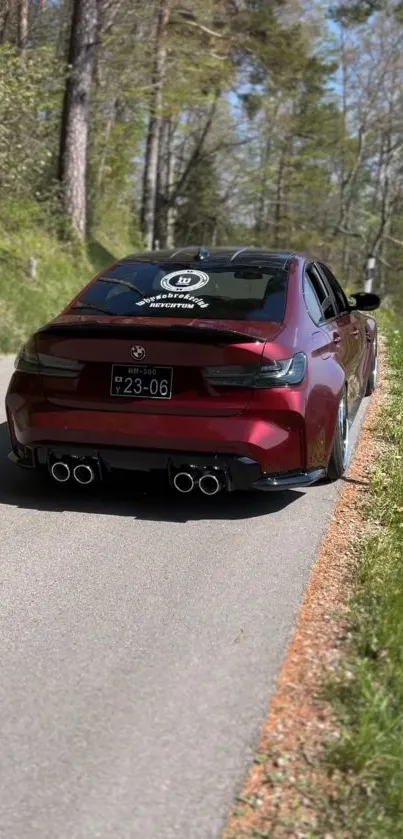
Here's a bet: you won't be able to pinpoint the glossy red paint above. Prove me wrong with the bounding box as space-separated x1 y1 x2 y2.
5 249 379 491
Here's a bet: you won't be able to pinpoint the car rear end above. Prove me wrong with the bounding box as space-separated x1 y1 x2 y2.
6 251 319 492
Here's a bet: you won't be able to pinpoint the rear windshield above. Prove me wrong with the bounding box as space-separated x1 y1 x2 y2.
72 262 288 322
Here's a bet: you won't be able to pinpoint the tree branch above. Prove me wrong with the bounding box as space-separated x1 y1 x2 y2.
169 18 227 39
384 233 403 248
168 92 220 206
337 227 365 241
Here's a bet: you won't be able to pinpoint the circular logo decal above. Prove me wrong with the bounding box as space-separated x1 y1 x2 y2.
160 269 209 293
130 345 146 360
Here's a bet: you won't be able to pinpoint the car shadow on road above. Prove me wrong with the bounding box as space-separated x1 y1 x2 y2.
0 423 303 521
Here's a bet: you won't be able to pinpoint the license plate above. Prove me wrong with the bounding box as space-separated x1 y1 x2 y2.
110 364 173 399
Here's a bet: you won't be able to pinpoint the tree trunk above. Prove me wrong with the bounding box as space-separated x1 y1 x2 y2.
17 0 29 48
255 135 271 239
95 113 114 198
274 148 286 248
255 103 279 240
140 0 170 250
155 116 177 248
339 27 347 266
342 205 351 280
58 0 97 240
154 117 170 249
168 92 220 210
166 197 176 248
0 8 9 43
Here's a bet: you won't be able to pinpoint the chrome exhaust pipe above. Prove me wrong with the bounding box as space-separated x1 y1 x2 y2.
173 471 195 494
73 463 95 485
50 460 71 483
199 472 222 496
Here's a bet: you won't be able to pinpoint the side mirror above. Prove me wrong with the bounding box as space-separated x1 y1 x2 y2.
349 292 381 312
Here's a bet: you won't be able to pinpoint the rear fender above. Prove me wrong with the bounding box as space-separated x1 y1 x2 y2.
305 358 345 470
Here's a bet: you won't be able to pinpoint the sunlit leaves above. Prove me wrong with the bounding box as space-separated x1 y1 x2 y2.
0 45 64 196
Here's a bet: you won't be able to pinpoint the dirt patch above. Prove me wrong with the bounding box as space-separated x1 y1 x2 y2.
223 350 387 839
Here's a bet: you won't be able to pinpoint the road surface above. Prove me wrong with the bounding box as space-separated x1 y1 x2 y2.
0 355 367 839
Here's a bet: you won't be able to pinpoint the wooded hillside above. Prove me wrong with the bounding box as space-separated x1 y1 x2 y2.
1 0 403 299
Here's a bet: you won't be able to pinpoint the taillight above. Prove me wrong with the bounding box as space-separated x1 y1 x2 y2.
14 338 40 374
15 339 83 377
204 352 306 388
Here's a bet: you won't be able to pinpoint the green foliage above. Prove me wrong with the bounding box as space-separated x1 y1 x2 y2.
175 156 227 245
330 1 386 25
0 0 402 323
316 312 403 838
0 45 63 197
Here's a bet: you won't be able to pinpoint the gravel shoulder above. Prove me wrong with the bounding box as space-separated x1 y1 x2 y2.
223 348 386 839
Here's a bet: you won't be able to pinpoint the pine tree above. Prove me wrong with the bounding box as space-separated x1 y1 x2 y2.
58 0 97 239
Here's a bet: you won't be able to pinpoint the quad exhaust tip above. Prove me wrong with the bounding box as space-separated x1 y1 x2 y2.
173 471 195 494
50 459 96 485
199 472 221 496
173 469 223 495
50 461 71 483
73 463 96 485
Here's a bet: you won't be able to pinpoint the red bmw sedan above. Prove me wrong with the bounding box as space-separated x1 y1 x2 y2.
5 247 380 494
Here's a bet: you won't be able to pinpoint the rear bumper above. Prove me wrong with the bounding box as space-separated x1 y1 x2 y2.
8 444 260 490
6 376 324 490
8 445 325 491
6 393 306 471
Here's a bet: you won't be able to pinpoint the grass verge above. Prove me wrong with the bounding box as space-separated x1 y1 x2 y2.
315 310 403 838
224 309 403 839
0 200 139 353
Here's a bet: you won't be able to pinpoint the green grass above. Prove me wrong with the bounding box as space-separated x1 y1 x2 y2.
316 310 403 838
0 200 139 353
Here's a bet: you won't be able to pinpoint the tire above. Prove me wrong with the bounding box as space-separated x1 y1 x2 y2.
326 390 349 482
365 339 378 396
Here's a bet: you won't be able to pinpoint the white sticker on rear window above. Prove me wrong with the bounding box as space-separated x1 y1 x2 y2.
136 293 209 310
160 269 209 293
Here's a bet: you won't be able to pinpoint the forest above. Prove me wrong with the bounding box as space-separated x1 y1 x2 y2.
1 0 403 350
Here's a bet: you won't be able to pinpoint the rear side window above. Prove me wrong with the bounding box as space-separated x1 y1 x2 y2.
318 263 349 314
72 261 289 322
305 264 336 322
303 274 322 323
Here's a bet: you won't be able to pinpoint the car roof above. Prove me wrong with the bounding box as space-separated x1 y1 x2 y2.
116 246 299 270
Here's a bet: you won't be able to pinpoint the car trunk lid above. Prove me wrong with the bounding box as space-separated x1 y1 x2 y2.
36 317 282 417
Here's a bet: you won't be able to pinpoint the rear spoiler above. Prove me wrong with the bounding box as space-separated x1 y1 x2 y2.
38 322 266 344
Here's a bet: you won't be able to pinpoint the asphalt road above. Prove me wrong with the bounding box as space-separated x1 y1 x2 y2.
0 355 368 839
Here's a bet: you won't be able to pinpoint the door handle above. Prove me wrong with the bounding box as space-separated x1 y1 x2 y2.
332 332 341 345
